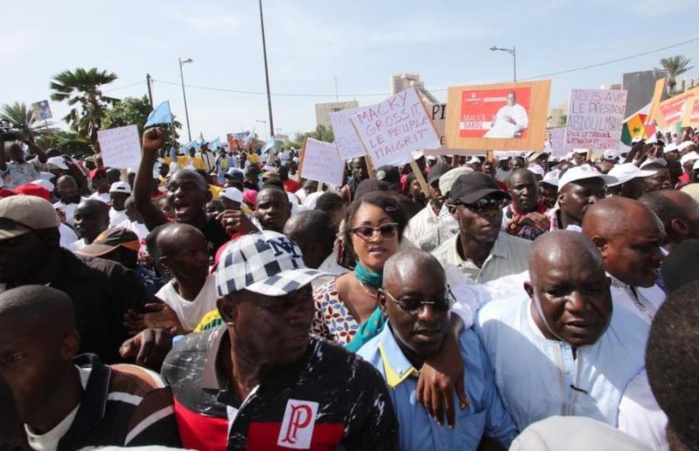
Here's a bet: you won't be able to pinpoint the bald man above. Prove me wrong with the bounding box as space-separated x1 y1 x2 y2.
151 223 217 332
475 231 650 433
0 285 180 449
582 197 666 323
283 210 339 273
639 190 699 253
358 249 517 450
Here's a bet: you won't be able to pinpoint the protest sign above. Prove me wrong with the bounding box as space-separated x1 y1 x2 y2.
298 138 345 187
655 86 699 128
548 127 570 158
564 89 628 149
350 87 440 167
645 78 666 126
682 96 699 127
97 125 141 169
445 80 550 151
423 103 482 156
330 106 369 160
31 100 52 121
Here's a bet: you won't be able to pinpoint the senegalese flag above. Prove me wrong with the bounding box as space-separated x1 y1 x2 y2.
621 104 650 145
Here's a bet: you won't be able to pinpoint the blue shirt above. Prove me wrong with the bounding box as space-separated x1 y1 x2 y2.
474 296 649 431
357 324 517 451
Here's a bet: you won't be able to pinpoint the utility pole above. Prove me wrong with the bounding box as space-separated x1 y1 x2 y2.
258 0 275 140
146 74 154 108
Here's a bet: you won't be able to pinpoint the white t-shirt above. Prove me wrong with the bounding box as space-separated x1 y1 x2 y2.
68 238 87 252
109 208 129 229
155 274 217 332
116 219 150 260
25 366 91 451
59 224 79 249
53 198 88 225
88 192 111 204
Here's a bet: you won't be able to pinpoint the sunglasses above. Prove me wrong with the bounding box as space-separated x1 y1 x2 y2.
350 223 399 240
457 197 509 213
381 287 455 312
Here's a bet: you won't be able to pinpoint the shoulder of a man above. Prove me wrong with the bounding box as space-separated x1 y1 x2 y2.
475 295 529 336
431 234 458 263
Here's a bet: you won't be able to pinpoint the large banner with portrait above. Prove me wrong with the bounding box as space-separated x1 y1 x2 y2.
444 80 551 151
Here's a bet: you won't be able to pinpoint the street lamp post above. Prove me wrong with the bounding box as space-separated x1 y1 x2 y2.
179 57 193 142
489 46 517 83
258 0 275 140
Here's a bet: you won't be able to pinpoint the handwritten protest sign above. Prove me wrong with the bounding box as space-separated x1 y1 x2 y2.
565 89 628 149
350 87 440 167
97 125 141 169
548 127 571 158
299 138 345 187
330 106 369 160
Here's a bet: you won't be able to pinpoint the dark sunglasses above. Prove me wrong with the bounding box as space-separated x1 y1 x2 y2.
350 223 400 240
458 197 509 213
381 286 455 312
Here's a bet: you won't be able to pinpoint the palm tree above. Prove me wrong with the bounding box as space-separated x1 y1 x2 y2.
658 55 693 94
49 67 118 148
0 102 60 140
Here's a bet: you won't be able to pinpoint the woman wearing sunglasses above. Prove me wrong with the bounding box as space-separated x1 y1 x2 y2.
313 191 469 427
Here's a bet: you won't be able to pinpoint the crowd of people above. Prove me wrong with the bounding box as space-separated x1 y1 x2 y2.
0 124 698 450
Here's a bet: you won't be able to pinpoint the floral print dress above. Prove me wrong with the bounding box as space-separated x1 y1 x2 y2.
312 278 360 346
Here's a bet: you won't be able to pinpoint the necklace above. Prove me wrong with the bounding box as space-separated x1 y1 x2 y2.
358 281 378 299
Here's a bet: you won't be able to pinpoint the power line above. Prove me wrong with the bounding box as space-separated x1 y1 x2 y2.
105 37 699 99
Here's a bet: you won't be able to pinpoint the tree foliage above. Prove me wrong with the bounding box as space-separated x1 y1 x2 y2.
658 55 693 93
102 95 152 135
49 67 118 148
287 124 335 149
0 102 60 140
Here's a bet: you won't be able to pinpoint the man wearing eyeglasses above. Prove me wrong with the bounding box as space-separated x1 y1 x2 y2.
432 172 530 286
357 248 517 451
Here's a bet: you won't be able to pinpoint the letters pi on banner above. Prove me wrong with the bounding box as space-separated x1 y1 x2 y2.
97 125 142 169
350 87 440 167
298 138 345 187
445 80 551 151
565 89 628 150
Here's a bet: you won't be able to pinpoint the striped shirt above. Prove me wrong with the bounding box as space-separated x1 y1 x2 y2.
50 353 180 450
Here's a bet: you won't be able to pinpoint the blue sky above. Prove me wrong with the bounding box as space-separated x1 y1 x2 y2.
3 0 698 143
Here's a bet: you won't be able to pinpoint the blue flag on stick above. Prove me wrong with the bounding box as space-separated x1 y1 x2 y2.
145 101 173 128
261 138 276 154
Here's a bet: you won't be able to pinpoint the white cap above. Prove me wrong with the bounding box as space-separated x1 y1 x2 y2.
426 155 437 161
30 179 55 192
542 169 560 187
603 149 618 160
46 156 69 170
221 187 243 204
466 156 481 164
573 148 588 154
127 167 137 175
663 143 679 153
640 158 666 168
631 136 644 144
680 151 699 166
558 164 617 190
607 163 656 186
693 159 699 171
109 181 132 194
679 141 696 152
527 164 545 178
439 167 473 196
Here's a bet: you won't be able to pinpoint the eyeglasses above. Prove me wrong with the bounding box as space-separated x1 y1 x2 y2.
457 197 509 213
350 223 399 240
381 287 454 312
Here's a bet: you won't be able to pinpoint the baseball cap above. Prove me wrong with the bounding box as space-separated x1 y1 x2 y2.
224 168 245 181
573 148 588 155
541 169 560 187
678 141 696 152
109 181 132 194
89 168 107 179
0 196 60 240
640 158 666 168
30 179 55 193
438 167 472 196
607 163 656 187
557 164 617 190
663 143 679 153
221 187 243 204
527 164 545 178
680 151 699 166
603 149 618 161
375 166 400 189
77 228 140 257
426 162 451 185
215 231 329 297
448 172 510 205
46 156 69 170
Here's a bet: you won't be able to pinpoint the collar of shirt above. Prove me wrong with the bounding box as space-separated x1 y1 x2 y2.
378 326 420 389
453 233 509 264
65 353 111 437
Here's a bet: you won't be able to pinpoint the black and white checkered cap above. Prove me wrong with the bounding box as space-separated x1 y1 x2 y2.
216 230 329 297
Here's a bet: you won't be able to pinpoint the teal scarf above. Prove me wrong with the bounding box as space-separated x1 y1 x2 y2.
346 261 387 353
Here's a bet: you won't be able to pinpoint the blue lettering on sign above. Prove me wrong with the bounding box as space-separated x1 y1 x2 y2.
266 237 301 259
